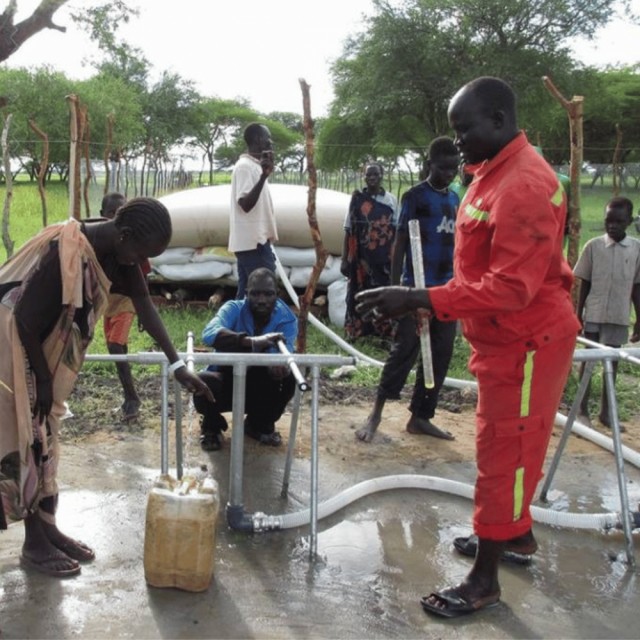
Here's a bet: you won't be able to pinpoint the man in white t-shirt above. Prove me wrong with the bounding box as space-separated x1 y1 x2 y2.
229 123 278 298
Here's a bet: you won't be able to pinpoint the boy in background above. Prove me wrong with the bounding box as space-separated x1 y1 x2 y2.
575 196 640 429
101 192 144 422
355 137 460 443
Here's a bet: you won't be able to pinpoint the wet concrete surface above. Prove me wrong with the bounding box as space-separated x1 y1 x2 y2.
1 430 640 639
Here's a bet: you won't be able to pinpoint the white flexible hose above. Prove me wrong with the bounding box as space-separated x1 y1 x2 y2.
267 253 637 533
264 474 621 531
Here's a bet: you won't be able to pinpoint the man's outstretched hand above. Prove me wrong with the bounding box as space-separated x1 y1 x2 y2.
355 286 431 319
250 332 285 352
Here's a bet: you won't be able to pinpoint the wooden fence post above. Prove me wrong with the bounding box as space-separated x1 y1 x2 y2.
27 118 49 227
296 78 329 354
81 104 92 216
2 113 15 259
542 76 583 274
66 94 81 220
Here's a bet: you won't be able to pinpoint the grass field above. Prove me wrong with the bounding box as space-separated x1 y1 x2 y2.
1 175 639 419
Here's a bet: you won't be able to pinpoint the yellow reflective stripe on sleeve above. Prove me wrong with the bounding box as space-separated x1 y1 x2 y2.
513 467 525 521
520 350 535 418
551 183 564 206
464 203 489 222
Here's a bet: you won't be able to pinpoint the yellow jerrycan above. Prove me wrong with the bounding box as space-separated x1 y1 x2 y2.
143 474 220 592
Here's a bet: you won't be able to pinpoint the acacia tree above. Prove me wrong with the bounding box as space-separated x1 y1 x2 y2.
139 71 201 195
187 97 259 185
580 66 640 165
0 0 136 62
266 111 306 177
320 0 632 169
75 72 145 191
0 66 73 180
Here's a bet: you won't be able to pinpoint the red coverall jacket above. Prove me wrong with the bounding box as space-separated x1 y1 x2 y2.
429 132 578 353
429 132 580 540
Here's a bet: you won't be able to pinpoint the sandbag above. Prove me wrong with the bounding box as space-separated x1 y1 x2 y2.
149 247 195 267
328 277 348 328
152 261 232 282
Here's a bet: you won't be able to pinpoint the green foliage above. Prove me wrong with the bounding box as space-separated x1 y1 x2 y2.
320 0 626 170
70 1 139 54
0 182 69 263
1 66 74 170
143 71 200 157
76 73 145 155
187 97 258 182
581 65 640 164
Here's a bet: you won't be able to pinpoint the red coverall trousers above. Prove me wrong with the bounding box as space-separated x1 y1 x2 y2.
470 334 575 540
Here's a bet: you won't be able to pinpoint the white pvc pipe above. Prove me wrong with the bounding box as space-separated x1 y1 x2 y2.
556 413 640 469
408 219 435 388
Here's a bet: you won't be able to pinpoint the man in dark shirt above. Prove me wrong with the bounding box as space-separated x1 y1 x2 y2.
356 137 460 443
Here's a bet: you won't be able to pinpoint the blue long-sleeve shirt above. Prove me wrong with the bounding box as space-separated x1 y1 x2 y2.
202 298 298 370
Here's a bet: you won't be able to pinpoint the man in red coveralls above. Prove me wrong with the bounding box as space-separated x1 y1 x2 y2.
356 76 580 618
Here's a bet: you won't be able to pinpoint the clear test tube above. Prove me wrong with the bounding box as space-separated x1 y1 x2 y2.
408 219 435 389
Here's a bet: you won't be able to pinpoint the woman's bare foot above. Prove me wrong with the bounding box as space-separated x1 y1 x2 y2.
20 547 80 577
40 518 95 562
22 514 81 577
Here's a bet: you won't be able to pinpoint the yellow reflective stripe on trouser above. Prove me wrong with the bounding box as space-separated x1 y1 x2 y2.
514 350 535 521
520 350 535 418
513 467 525 521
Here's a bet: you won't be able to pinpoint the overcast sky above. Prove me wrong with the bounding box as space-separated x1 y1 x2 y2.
4 0 640 117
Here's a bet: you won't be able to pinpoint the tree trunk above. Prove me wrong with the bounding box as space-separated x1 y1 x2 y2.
104 112 115 195
296 78 329 354
612 123 623 196
2 113 15 259
27 118 49 227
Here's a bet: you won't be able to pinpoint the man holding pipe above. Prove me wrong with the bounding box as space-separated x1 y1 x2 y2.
193 268 297 451
356 76 580 617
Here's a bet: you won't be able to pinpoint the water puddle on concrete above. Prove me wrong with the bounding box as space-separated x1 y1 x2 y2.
2 438 640 639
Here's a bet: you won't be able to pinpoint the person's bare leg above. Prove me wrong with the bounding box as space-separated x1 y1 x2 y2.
599 359 619 428
356 396 386 443
40 516 95 562
108 342 140 420
22 513 80 575
406 414 454 440
577 361 593 427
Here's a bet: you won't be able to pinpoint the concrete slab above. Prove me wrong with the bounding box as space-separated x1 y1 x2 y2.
1 430 640 639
